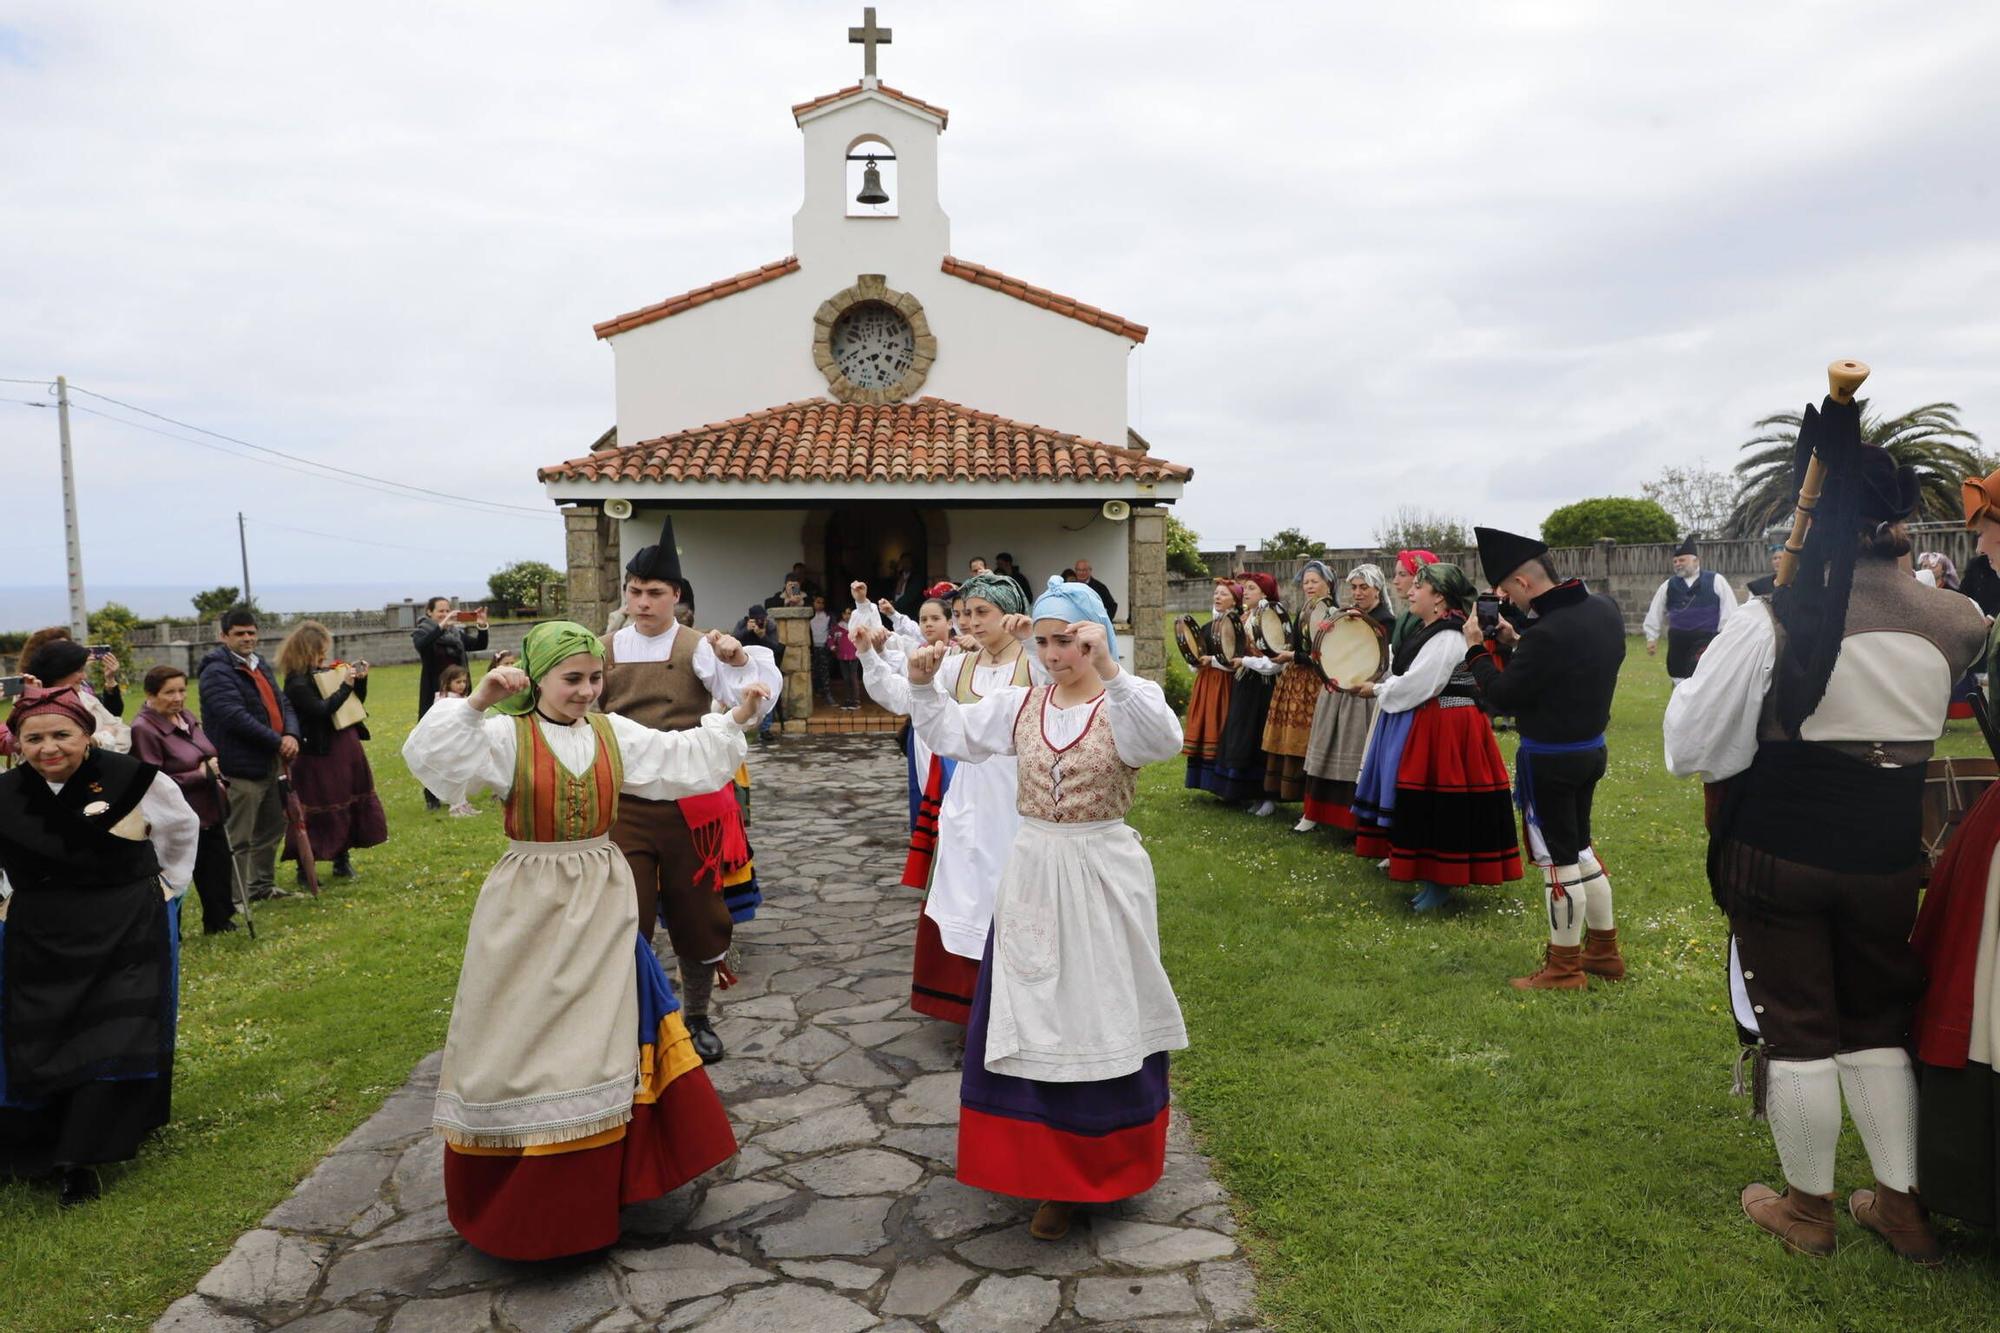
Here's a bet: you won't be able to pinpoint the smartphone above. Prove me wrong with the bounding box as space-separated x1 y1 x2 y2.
1475 594 1502 635
453 608 484 623
88 644 114 659
0 675 24 700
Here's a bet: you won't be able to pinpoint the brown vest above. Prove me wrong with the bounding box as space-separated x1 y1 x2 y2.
597 626 713 732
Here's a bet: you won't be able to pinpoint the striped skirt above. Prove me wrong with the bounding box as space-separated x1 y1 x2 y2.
1181 666 1233 792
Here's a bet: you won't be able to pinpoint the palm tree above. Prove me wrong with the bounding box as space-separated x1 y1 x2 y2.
1725 401 1986 536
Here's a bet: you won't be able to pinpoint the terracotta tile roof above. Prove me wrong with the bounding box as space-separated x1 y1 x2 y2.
940 257 1148 343
791 83 950 127
593 257 801 340
540 397 1191 486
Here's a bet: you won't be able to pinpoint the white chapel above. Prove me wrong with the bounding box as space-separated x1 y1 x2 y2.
538 11 1191 687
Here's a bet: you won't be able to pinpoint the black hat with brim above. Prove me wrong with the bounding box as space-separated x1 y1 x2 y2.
1473 526 1550 588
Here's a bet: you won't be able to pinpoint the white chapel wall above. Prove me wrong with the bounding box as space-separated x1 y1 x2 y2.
618 508 811 630
946 507 1132 621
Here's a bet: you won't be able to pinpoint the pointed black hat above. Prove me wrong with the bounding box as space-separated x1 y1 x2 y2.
1674 535 1698 559
1473 526 1549 588
625 514 690 598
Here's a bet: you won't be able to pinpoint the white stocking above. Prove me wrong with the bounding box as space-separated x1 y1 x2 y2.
1764 1057 1840 1196
1836 1047 1919 1192
1542 865 1585 947
1577 846 1615 931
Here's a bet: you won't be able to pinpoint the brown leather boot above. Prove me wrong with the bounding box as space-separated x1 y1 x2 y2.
1850 1183 1943 1266
1030 1200 1074 1241
1510 943 1587 991
1579 928 1626 980
1741 1182 1837 1257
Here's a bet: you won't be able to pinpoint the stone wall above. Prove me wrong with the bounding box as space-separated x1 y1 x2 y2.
1127 506 1167 681
767 606 815 721
127 622 537 682
565 504 623 638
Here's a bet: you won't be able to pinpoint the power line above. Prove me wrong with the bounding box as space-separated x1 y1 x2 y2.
245 516 488 558
65 383 552 517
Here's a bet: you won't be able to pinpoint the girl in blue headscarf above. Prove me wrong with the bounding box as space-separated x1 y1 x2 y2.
906 577 1188 1243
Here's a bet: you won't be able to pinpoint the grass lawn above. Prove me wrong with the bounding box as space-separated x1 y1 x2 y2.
1141 633 2000 1330
0 663 487 1331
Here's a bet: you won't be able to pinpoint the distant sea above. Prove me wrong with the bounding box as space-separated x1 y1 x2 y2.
4 583 491 632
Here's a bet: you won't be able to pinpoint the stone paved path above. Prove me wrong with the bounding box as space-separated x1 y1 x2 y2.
158 735 1260 1332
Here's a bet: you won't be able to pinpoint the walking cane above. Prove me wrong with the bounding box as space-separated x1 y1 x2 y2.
1773 359 1870 589
210 770 257 939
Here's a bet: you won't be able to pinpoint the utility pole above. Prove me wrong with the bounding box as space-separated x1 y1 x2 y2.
238 511 253 610
57 375 89 639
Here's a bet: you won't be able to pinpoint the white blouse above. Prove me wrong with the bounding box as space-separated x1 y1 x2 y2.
1372 628 1465 714
609 623 782 721
1663 598 1779 783
909 669 1185 770
859 645 953 715
402 697 749 808
39 770 199 896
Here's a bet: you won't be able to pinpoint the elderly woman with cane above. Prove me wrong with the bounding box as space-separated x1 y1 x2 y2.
0 685 197 1206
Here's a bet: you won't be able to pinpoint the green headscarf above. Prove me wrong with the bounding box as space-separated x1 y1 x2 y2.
1416 562 1476 615
490 620 605 716
956 571 1027 616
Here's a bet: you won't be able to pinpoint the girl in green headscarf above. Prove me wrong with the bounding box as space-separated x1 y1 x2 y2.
1348 564 1523 912
400 621 770 1260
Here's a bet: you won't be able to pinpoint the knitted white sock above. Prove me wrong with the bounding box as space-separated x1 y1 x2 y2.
1765 1057 1841 1195
1578 847 1615 931
1542 865 1585 947
1836 1047 1919 1192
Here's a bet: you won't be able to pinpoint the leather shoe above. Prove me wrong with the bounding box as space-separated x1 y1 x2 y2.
1850 1183 1943 1266
58 1167 101 1208
1030 1200 1074 1240
332 853 354 878
685 1016 725 1063
1741 1182 1837 1257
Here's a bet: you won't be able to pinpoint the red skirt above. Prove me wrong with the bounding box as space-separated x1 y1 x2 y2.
1301 775 1359 829
1353 700 1522 885
902 754 950 890
284 728 387 863
911 913 979 1026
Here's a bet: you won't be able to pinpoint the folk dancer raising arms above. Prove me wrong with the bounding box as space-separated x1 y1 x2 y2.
853 580 959 839
1297 564 1395 834
1351 563 1522 911
1906 466 2000 1235
1666 438 1984 1263
1259 561 1335 810
597 518 782 1063
1208 572 1281 812
907 577 1187 1243
1465 527 1628 990
1182 579 1242 794
870 572 1040 1026
403 622 767 1259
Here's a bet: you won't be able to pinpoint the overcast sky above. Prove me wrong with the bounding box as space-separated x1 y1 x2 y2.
4 0 1997 594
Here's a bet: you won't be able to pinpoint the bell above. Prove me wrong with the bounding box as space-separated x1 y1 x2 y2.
855 159 889 206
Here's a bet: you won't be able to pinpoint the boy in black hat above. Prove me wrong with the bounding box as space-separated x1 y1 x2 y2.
1666 427 1986 1262
597 516 783 1060
1464 526 1628 990
1642 537 1737 683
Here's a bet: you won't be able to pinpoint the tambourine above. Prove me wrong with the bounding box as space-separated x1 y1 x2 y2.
1173 615 1205 668
1206 611 1240 664
1310 611 1390 689
1295 596 1337 646
1251 601 1292 655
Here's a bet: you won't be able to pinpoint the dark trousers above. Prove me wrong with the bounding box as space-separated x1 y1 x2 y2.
1520 746 1606 864
1719 840 1925 1060
189 822 237 932
812 645 833 701
1666 627 1717 680
839 658 861 706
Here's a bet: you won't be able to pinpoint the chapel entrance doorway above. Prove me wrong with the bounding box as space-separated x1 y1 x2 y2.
820 503 928 608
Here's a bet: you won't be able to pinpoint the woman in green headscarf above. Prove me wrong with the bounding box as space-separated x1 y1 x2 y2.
1348 565 1522 912
400 621 770 1260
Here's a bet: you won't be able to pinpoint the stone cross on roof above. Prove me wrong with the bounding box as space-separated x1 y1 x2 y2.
848 7 891 80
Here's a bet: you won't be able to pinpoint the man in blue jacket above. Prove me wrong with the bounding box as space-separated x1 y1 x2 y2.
198 608 300 901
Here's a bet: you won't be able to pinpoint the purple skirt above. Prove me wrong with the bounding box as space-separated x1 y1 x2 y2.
284 728 388 863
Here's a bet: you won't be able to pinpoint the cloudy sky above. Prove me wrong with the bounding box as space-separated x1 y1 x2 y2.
3 0 1997 597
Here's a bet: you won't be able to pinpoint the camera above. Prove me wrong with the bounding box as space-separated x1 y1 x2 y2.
87 644 114 659
0 675 25 700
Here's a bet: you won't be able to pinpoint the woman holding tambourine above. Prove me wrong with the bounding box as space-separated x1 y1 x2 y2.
1258 562 1337 811
1296 564 1396 834
1179 579 1242 794
1207 572 1282 810
1349 562 1522 911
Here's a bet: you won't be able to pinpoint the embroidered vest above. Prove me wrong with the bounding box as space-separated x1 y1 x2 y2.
503 714 624 842
598 627 711 733
1010 685 1137 823
1665 570 1721 633
953 647 1032 703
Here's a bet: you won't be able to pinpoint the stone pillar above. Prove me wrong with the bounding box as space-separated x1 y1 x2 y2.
564 504 621 636
766 606 815 722
1129 506 1168 683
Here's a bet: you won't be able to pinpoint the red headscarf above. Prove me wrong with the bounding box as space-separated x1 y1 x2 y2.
1396 549 1439 576
1213 578 1244 608
7 683 95 735
1236 571 1279 603
923 580 958 601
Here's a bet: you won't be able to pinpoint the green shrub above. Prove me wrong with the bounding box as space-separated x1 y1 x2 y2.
1540 497 1676 548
